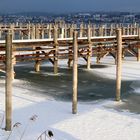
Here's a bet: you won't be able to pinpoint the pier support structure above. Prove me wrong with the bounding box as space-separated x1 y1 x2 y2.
35 60 41 72
87 25 92 69
5 31 13 131
54 26 58 74
137 28 140 62
116 28 122 101
72 31 78 114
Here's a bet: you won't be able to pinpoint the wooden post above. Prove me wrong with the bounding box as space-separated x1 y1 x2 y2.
41 24 45 39
70 25 74 38
10 24 15 40
104 25 107 36
137 29 140 62
0 24 2 39
48 24 52 39
87 25 92 69
99 25 103 36
133 23 136 35
127 25 130 35
64 25 67 38
35 24 40 39
138 28 140 39
122 27 126 35
31 25 35 39
116 29 122 101
60 27 64 38
137 46 140 62
92 24 96 36
110 24 113 36
79 24 83 37
54 26 58 74
130 24 133 35
35 60 41 72
68 46 73 68
5 31 13 131
72 31 78 114
27 23 31 39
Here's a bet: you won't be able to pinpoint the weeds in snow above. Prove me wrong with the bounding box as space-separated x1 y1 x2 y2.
6 122 21 140
19 114 38 140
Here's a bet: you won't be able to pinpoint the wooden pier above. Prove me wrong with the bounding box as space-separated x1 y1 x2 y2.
0 23 140 129
0 23 140 72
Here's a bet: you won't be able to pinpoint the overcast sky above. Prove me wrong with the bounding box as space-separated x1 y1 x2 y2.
0 0 140 13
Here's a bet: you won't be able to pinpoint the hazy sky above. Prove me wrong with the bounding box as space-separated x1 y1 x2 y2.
0 0 140 13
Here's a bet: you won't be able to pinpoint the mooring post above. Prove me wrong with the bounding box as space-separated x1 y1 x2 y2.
72 31 78 114
5 31 13 131
116 28 122 101
54 26 58 74
87 25 92 69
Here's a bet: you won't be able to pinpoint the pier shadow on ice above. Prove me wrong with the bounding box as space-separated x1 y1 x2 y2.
14 62 131 102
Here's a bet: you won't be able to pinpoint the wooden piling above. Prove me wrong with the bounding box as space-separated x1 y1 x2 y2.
116 29 122 101
35 24 40 39
72 31 78 114
110 24 113 36
138 28 140 39
80 24 83 37
41 25 45 39
87 26 92 69
70 25 74 38
31 25 36 39
0 24 2 39
28 23 31 39
68 47 73 68
60 27 64 38
54 26 58 74
35 60 41 72
5 31 13 131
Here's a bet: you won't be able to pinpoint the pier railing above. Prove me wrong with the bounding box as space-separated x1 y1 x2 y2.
0 23 139 40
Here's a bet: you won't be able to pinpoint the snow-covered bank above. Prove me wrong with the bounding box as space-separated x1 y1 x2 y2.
0 87 140 140
1 84 140 140
0 56 140 140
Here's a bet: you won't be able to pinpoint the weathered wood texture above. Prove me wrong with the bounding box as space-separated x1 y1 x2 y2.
5 32 13 131
72 31 78 114
116 29 122 101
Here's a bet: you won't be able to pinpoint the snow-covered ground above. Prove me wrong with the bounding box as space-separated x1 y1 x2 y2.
0 56 140 140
